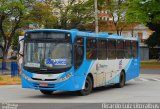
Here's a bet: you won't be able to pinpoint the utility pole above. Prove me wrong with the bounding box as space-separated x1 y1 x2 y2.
94 0 99 33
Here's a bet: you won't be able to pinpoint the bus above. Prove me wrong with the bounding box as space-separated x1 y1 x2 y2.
21 29 140 96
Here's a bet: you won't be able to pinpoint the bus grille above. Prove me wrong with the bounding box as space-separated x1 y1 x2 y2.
32 83 55 88
32 78 57 81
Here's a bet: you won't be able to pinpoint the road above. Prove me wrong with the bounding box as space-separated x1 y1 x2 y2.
140 68 160 75
0 70 160 104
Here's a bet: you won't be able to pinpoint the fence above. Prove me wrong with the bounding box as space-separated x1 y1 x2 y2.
0 60 20 77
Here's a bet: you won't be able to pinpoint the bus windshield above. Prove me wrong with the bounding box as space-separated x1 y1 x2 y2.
23 32 72 71
24 42 72 69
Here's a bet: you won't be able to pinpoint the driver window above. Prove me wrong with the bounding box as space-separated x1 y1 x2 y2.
74 37 84 69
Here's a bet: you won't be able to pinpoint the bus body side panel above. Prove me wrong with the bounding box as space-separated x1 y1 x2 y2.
82 58 139 88
74 60 96 90
125 58 140 81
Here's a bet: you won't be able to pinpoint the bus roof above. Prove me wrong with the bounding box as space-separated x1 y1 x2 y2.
25 29 138 41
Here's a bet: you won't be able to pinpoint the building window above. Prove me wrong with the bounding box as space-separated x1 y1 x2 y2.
138 32 143 42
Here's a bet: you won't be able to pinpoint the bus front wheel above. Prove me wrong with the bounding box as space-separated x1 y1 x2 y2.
40 90 54 95
79 76 93 96
115 71 125 88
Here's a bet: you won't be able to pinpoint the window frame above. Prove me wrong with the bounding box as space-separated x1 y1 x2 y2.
107 39 116 59
97 38 107 60
86 37 97 60
131 41 138 58
116 39 125 59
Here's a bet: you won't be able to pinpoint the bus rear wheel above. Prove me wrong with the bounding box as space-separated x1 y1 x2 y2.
40 90 54 95
115 71 125 88
79 76 93 96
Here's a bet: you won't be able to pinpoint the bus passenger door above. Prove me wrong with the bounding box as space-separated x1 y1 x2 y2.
74 37 84 70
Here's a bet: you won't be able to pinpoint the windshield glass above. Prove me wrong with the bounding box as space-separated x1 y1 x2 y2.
24 41 72 69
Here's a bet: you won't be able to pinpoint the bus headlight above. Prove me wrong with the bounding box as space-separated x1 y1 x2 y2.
22 73 32 81
57 72 73 82
22 72 72 83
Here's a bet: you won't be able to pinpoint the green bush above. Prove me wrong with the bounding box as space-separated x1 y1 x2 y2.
0 76 3 81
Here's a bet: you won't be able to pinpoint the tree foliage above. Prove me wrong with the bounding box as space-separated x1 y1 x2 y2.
125 0 160 47
98 0 127 35
145 31 160 48
0 0 34 60
29 1 58 28
52 0 94 30
11 31 21 51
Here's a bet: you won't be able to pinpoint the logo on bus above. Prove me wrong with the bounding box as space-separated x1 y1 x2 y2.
46 59 66 66
96 64 108 71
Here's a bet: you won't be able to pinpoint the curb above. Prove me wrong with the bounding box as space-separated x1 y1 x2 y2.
141 66 160 69
0 82 20 86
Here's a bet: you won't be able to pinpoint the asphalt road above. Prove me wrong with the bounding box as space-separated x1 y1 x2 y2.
0 69 160 109
0 75 160 103
140 68 160 74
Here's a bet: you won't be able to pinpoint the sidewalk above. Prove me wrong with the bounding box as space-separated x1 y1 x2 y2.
0 70 11 75
141 60 160 68
0 75 21 86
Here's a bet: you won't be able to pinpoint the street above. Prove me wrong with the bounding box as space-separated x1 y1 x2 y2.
0 69 160 103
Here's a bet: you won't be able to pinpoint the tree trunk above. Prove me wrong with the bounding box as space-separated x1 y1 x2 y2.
131 29 134 37
2 51 8 70
117 29 120 36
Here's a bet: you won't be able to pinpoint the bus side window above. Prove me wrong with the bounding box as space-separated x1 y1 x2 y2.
125 40 132 58
107 39 116 59
116 40 124 59
86 38 97 60
97 39 107 60
74 37 84 69
132 41 138 58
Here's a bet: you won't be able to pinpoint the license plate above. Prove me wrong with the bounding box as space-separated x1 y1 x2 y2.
40 83 48 87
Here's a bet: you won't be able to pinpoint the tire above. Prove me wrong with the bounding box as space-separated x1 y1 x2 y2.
79 76 93 96
40 90 54 95
115 71 125 88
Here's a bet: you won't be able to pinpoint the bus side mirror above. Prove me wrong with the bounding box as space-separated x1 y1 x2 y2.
18 38 24 57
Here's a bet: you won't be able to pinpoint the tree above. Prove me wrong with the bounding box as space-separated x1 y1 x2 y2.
29 1 58 28
98 0 127 35
53 0 94 30
0 0 34 69
11 31 21 51
145 32 160 48
125 0 160 46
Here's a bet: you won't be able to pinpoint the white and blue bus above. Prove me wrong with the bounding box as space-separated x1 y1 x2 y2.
21 29 140 95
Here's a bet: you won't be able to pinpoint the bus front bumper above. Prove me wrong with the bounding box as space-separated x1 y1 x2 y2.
21 73 85 91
